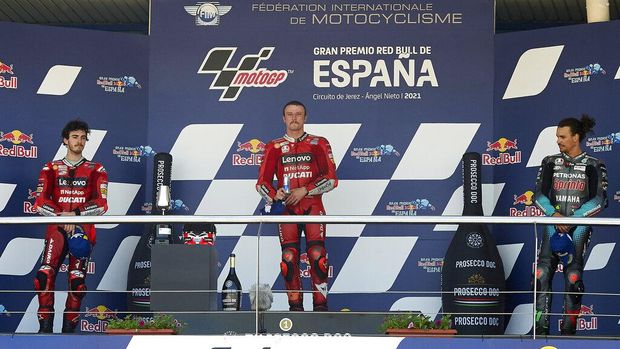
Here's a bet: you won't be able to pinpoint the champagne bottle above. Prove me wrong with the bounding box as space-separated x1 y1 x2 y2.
222 254 242 311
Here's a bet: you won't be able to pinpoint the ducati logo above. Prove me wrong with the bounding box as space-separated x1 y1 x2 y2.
197 47 288 101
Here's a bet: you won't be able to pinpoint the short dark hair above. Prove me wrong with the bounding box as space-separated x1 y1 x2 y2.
282 100 306 116
558 114 596 142
62 119 90 140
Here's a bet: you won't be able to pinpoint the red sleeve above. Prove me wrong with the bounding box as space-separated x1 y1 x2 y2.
34 162 61 216
256 141 278 203
306 137 338 195
77 164 108 216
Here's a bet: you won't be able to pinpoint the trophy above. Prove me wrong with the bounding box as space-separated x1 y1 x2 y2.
155 185 172 244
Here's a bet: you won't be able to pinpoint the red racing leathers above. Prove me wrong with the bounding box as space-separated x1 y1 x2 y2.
34 158 108 331
257 133 337 311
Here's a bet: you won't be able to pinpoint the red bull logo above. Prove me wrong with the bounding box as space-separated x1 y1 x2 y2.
510 190 544 216
513 191 534 205
84 305 117 320
0 130 38 159
558 305 598 331
80 319 109 333
23 188 38 214
0 60 13 74
0 130 34 145
486 138 518 153
482 151 521 165
299 252 333 279
580 304 594 315
233 139 265 166
483 137 521 165
0 61 17 89
237 139 266 154
59 261 95 274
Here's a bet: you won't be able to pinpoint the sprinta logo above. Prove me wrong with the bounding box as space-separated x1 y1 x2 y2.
184 2 231 26
197 47 288 101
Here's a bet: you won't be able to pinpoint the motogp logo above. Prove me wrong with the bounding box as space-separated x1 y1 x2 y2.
197 47 288 101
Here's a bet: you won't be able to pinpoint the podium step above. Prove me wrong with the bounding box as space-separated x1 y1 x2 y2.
176 311 390 335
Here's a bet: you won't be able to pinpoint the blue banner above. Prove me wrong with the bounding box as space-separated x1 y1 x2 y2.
0 22 148 333
148 0 495 315
494 21 620 335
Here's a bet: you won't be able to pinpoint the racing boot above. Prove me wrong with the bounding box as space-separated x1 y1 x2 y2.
38 317 54 333
560 309 579 335
313 304 328 312
289 301 304 311
61 318 77 333
534 310 549 335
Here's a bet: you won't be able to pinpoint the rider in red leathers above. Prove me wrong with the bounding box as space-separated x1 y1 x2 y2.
257 101 338 311
34 120 108 333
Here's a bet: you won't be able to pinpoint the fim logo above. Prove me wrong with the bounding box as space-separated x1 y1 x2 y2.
233 138 265 166
557 304 598 331
81 305 117 333
197 47 288 101
184 2 231 26
0 129 38 159
483 137 521 166
386 198 435 216
0 59 17 89
350 144 400 163
509 190 544 217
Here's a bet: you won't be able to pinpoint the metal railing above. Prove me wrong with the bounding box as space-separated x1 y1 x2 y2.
2 214 619 337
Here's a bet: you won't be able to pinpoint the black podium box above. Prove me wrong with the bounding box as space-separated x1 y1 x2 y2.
174 311 393 335
150 244 219 311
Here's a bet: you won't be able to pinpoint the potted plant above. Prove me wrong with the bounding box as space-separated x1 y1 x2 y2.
106 313 184 335
380 313 456 337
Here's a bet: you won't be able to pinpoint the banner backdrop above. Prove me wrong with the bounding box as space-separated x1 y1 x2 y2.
3 0 618 337
494 21 620 335
148 0 495 315
0 22 148 333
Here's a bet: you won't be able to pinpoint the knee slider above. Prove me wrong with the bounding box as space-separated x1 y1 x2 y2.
569 279 584 304
280 248 298 282
308 243 328 279
69 270 86 299
535 267 546 281
34 265 54 291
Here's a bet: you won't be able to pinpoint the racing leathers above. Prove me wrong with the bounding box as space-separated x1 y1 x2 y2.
257 132 338 311
533 152 607 335
34 158 108 332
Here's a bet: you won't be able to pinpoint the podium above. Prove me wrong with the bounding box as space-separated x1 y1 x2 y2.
150 244 219 311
